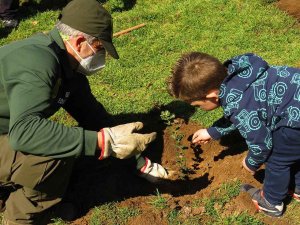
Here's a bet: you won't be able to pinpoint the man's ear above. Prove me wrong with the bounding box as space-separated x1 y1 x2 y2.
206 89 219 100
72 35 86 52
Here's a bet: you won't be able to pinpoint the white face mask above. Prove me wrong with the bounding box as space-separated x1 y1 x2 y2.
67 40 106 76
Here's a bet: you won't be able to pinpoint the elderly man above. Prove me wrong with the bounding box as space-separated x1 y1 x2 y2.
0 0 168 223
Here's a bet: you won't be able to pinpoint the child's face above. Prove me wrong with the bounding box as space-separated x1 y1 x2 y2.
191 98 220 111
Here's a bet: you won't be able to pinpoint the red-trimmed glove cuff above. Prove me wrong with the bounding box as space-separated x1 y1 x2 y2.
140 157 150 173
98 129 106 160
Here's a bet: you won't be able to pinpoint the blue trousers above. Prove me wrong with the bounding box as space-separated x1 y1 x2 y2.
263 127 300 205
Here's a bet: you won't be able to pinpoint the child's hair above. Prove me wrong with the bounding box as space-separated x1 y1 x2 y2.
168 52 227 103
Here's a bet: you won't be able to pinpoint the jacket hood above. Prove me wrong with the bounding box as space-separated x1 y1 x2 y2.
219 53 269 114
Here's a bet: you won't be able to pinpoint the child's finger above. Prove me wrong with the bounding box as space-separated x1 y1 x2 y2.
199 140 208 145
192 133 198 140
193 138 207 145
192 136 202 144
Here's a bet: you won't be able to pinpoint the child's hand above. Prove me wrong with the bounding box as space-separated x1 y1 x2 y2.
242 157 255 175
192 129 212 145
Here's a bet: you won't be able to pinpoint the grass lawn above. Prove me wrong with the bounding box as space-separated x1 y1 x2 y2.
1 0 300 127
1 0 300 224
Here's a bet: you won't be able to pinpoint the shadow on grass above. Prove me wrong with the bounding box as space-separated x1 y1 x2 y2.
0 27 15 39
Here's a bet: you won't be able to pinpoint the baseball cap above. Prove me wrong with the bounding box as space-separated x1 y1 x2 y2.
59 0 119 59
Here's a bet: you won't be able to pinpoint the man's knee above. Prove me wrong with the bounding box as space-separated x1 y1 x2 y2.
11 155 75 197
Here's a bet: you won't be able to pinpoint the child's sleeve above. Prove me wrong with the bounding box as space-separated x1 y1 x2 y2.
243 125 272 171
207 116 237 140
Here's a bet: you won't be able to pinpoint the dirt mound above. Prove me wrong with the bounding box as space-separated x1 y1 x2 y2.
277 0 300 21
66 118 292 225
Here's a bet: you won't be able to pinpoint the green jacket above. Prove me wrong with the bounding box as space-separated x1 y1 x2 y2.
0 28 107 158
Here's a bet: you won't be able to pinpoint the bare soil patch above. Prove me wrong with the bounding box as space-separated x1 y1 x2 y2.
277 0 300 21
65 112 293 224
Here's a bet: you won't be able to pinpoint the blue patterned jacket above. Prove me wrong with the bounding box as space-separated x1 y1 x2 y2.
207 53 300 171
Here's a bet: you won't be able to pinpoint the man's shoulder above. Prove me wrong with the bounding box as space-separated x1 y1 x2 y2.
0 36 62 85
3 36 60 70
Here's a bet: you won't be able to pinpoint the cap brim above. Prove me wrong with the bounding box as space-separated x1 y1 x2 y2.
101 40 119 59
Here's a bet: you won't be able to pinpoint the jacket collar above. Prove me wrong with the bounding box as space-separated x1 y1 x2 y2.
48 28 75 80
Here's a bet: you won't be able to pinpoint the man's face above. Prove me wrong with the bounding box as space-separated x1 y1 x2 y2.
66 36 105 63
79 39 105 59
65 36 107 75
191 98 220 111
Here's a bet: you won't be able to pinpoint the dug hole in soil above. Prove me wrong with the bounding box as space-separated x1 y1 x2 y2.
66 1 300 224
65 110 290 225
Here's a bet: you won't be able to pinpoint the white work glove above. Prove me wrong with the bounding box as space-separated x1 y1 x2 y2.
98 122 156 160
139 157 169 183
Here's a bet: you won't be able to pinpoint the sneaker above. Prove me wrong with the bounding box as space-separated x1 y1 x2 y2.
241 184 283 217
2 19 19 28
289 187 300 202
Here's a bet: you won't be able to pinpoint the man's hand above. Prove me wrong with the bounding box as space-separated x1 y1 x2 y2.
98 122 156 159
139 158 169 183
242 157 255 175
192 129 212 145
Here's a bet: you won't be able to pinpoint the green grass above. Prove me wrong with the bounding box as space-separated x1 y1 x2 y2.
1 0 300 224
283 199 300 222
166 180 262 225
2 0 299 127
205 179 241 215
219 212 264 225
217 179 241 205
148 189 168 210
88 202 140 225
50 218 68 225
203 180 263 225
94 0 300 126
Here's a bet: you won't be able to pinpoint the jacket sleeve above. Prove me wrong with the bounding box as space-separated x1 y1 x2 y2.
63 73 113 131
243 125 272 171
4 46 97 158
231 108 272 171
207 116 237 139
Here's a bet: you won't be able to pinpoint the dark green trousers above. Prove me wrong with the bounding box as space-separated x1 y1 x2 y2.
0 135 75 225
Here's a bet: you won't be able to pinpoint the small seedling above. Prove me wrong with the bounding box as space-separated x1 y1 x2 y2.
172 132 184 143
169 125 191 179
171 128 188 150
160 110 175 126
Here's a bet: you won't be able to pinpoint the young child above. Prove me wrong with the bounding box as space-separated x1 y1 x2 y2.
168 52 300 217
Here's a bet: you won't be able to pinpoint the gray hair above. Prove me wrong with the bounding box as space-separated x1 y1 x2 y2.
55 21 97 44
